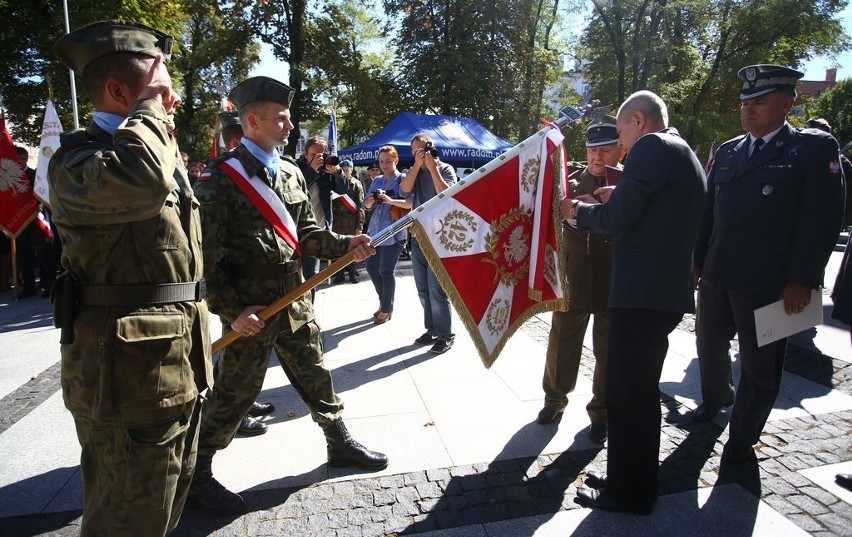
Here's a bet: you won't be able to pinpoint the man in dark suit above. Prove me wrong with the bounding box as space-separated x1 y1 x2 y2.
691 65 845 463
565 91 706 514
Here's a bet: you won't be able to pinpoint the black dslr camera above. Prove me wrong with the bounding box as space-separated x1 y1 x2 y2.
321 153 340 166
423 141 439 157
372 189 386 203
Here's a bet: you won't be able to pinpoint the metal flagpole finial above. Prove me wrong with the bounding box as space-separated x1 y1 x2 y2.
555 99 612 129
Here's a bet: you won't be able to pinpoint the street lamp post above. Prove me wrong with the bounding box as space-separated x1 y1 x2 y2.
186 126 197 154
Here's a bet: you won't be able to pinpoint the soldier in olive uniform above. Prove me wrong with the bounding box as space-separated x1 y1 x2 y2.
331 159 366 284
693 65 845 462
537 117 621 446
190 76 387 514
48 21 212 536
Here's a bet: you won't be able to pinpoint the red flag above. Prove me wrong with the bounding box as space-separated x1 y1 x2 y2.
409 125 568 367
0 111 38 237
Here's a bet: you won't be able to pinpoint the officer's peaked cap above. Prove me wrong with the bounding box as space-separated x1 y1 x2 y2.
585 115 618 147
229 76 295 110
737 64 803 100
54 20 173 76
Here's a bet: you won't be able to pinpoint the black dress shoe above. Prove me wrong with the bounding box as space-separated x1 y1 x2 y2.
237 415 267 436
691 402 731 423
584 469 608 489
588 423 607 444
248 401 275 417
536 407 563 425
576 487 652 515
835 474 852 491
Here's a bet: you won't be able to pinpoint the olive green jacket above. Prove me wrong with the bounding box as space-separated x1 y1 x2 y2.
565 165 615 313
48 98 212 419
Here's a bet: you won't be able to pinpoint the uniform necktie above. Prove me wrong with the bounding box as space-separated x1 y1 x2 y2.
750 137 764 159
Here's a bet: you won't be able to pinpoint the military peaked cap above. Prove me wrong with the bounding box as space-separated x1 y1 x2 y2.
218 111 241 128
54 20 173 75
737 64 803 100
585 115 618 147
228 76 295 110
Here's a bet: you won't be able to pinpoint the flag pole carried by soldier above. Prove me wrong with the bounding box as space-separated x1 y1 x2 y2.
48 20 212 536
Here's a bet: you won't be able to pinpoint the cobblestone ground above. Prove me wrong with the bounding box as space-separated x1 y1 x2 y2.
2 316 850 537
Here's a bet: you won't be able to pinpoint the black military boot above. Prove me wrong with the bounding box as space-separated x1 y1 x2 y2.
322 419 389 470
188 455 245 514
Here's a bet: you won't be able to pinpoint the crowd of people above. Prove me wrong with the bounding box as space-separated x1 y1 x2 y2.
17 17 850 536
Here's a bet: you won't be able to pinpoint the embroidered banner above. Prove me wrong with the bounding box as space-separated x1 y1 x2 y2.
409 125 568 367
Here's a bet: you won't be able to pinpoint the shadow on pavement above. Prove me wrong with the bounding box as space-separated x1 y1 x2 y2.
399 422 603 533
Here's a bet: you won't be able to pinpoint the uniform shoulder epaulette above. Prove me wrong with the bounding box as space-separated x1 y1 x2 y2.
281 154 298 165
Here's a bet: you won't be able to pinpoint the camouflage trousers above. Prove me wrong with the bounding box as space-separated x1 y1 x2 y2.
197 318 343 458
72 399 200 536
543 308 610 425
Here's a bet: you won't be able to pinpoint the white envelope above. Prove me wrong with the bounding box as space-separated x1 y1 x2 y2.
754 289 823 347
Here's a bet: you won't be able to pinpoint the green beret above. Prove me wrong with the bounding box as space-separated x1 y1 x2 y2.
54 20 173 75
218 111 241 128
229 76 295 110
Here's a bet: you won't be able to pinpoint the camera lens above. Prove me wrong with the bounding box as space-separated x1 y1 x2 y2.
326 154 340 166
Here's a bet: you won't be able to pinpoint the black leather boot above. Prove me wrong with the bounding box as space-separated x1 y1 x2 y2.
322 419 389 470
188 455 245 514
237 415 267 436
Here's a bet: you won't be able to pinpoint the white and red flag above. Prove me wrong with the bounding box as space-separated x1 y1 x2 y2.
330 191 357 214
0 110 38 237
33 98 63 207
408 124 568 367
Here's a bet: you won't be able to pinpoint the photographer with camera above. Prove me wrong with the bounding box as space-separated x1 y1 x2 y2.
363 146 413 324
296 136 349 294
400 133 458 354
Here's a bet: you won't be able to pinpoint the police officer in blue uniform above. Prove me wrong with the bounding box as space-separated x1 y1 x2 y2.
692 64 845 462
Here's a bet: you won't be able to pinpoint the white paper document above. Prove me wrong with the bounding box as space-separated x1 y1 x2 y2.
754 289 823 347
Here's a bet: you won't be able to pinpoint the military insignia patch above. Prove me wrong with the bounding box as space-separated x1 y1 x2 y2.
829 160 841 175
745 67 757 84
762 185 774 196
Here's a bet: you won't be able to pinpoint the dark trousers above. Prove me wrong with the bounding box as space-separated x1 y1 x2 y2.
605 307 682 511
696 281 786 450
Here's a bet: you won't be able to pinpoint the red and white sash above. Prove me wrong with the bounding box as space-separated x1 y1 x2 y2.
217 158 302 256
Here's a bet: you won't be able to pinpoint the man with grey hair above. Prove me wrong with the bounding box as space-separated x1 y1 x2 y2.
564 90 706 514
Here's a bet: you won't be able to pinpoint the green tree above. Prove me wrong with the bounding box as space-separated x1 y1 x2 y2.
171 1 258 162
302 1 409 147
580 0 848 149
383 0 564 141
813 78 852 152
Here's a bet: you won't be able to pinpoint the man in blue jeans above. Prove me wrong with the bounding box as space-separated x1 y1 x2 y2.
400 133 457 354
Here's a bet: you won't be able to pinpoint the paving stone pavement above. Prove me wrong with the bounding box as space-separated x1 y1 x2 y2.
1 302 850 537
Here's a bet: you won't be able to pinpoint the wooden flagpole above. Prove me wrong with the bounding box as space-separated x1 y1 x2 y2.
10 238 17 301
